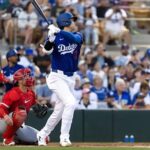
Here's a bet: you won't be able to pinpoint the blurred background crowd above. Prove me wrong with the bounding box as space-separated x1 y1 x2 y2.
0 0 150 110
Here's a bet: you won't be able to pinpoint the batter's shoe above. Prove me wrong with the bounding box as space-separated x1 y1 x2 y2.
3 137 15 146
60 138 72 147
37 133 47 146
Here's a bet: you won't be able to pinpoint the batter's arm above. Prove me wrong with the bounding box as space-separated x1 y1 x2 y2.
40 39 55 55
44 40 54 51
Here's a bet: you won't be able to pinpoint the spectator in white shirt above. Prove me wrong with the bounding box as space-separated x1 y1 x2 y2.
18 1 38 45
103 0 131 46
77 88 98 110
83 7 99 46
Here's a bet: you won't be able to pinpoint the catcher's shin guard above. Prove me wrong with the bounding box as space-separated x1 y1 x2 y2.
3 107 27 139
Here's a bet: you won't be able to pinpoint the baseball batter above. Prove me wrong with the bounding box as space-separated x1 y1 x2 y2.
0 68 37 145
37 12 83 147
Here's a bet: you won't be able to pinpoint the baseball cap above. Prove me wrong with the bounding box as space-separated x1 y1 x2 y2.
6 49 18 59
25 48 34 55
16 45 24 51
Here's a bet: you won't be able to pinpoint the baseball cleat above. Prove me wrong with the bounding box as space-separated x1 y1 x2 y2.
3 138 15 146
60 138 72 147
37 133 47 146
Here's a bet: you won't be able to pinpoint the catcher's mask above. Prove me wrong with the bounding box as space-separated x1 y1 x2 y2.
13 68 35 87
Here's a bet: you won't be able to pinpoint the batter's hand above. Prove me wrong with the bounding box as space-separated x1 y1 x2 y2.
48 25 60 42
4 115 13 126
48 24 60 35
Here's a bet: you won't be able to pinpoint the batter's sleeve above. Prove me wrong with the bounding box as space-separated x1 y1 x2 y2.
59 31 83 44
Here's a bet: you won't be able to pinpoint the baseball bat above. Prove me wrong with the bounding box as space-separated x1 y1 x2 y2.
31 0 50 25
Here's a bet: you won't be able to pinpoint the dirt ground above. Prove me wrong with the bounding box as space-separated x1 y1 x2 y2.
1 142 150 148
47 142 150 148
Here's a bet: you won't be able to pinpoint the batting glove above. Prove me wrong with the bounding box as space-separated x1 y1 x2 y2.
48 24 60 35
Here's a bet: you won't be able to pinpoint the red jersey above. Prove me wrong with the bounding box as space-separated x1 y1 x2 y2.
0 87 36 117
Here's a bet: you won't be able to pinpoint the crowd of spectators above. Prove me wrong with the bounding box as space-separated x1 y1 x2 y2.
0 0 150 110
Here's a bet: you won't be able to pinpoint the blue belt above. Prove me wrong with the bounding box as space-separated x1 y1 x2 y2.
52 69 74 77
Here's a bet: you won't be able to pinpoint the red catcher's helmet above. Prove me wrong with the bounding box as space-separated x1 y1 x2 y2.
13 68 31 82
13 68 35 87
13 69 25 81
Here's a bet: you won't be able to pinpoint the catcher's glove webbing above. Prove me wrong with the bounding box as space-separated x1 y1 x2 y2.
32 104 48 118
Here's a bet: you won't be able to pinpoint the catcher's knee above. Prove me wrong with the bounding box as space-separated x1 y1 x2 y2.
13 107 27 127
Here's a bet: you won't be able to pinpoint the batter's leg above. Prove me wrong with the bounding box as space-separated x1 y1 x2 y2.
51 79 77 145
37 98 64 145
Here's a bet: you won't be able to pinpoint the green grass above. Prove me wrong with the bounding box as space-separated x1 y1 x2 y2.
1 147 150 150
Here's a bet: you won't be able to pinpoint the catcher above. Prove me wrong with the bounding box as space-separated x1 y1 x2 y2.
0 68 48 145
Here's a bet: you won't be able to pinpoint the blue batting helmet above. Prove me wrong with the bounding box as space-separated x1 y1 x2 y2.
56 12 76 28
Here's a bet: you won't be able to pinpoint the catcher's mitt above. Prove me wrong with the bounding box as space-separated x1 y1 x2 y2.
32 104 48 118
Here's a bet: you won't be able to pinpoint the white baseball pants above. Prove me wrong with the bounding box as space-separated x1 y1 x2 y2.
38 72 77 141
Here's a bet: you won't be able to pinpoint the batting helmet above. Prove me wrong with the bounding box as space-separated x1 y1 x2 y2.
56 12 76 28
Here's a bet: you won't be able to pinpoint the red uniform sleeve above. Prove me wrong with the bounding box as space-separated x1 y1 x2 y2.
2 90 19 107
0 72 10 83
0 89 19 118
